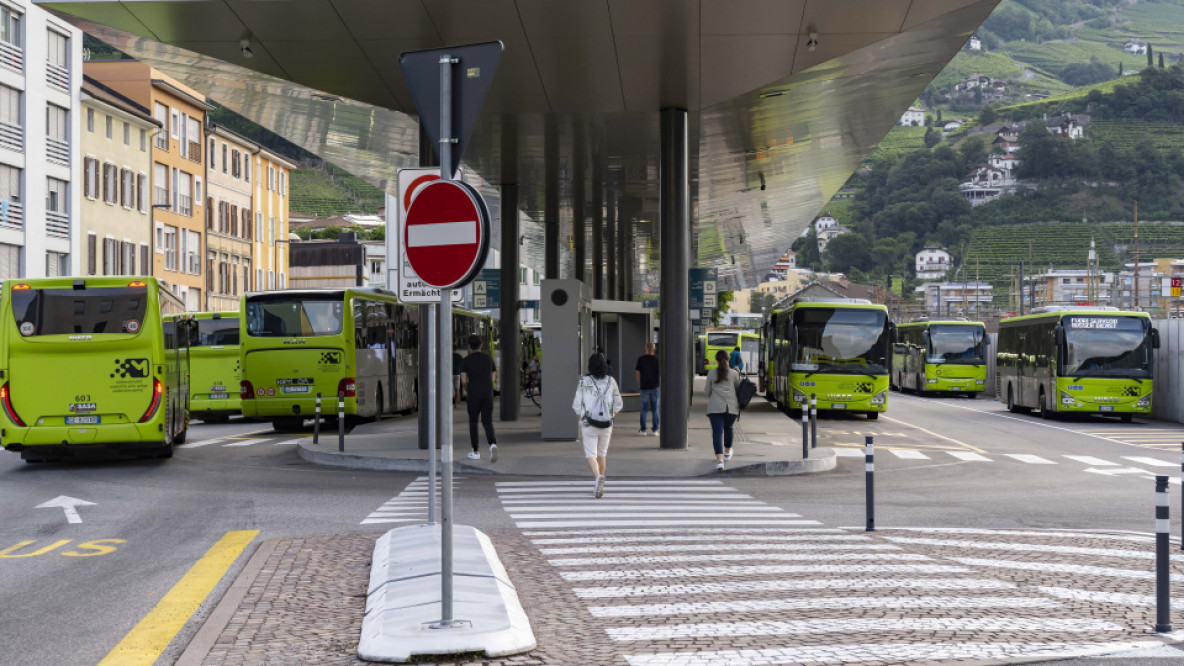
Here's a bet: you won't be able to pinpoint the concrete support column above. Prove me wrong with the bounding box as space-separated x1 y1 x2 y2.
572 123 586 282
417 124 437 450
592 146 604 300
659 108 690 450
607 184 617 300
544 116 560 280
621 196 637 301
499 121 520 422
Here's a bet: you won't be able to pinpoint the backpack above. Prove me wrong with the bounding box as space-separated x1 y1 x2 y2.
736 376 757 410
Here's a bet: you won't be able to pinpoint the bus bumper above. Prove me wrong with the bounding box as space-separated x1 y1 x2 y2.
1056 397 1151 415
2 422 165 452
241 396 356 419
921 378 986 393
191 396 242 419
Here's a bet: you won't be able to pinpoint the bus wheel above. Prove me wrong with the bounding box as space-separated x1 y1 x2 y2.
174 427 187 445
272 417 303 433
1120 413 1133 423
867 412 879 420
1039 391 1055 420
1007 386 1021 413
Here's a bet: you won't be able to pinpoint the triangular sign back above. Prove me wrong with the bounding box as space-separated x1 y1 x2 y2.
399 42 503 178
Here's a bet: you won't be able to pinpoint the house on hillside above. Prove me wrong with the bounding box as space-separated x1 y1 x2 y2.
988 153 1019 173
1045 114 1090 140
996 123 1025 143
960 166 1014 206
813 212 852 253
915 246 953 280
1124 40 1148 54
771 250 796 278
968 34 982 51
992 136 1022 153
899 106 926 126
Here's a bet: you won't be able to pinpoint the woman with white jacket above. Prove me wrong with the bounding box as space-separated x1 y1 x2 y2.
572 353 623 498
705 349 742 471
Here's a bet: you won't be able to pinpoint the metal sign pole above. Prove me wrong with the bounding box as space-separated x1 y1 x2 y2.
427 303 437 525
438 52 457 628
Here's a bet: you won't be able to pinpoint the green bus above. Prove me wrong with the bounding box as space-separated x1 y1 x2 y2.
996 307 1159 421
699 329 760 375
0 277 191 461
767 299 892 419
892 319 988 397
184 311 241 423
759 309 782 396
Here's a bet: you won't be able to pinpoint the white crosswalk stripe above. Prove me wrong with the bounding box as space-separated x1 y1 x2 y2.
221 438 269 447
177 438 223 449
589 595 1062 618
1065 455 1119 466
947 451 992 461
889 449 929 460
831 447 864 457
1121 456 1176 467
1005 453 1056 464
573 577 1016 599
361 476 461 525
606 617 1122 641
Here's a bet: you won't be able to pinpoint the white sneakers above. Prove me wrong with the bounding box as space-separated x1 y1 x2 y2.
715 461 725 471
594 475 605 498
725 448 734 461
653 428 660 436
489 444 498 463
467 451 480 460
638 429 648 437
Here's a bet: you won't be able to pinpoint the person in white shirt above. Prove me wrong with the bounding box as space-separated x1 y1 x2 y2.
572 353 623 498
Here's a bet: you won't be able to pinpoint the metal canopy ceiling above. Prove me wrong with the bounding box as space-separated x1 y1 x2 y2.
43 0 997 290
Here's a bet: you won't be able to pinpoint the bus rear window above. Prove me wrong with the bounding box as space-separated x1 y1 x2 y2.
11 287 148 336
195 318 240 346
708 333 739 348
246 298 343 337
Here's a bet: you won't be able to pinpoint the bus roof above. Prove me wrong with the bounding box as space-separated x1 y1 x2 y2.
243 287 398 301
898 319 986 329
789 301 888 313
3 276 182 309
185 311 240 320
1000 308 1151 326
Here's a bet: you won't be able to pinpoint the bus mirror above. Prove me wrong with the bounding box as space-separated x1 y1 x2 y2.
920 330 928 347
983 334 990 346
888 322 897 343
1152 327 1161 349
1054 324 1065 347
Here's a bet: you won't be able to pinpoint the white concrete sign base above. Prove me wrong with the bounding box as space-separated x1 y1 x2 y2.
359 523 537 663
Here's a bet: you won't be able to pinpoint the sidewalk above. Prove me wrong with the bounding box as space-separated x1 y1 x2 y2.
297 379 835 477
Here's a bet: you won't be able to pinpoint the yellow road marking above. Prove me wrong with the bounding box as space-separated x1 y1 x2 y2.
98 530 258 665
879 415 986 453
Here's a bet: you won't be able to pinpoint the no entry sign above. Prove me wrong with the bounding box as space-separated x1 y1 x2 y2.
403 179 490 289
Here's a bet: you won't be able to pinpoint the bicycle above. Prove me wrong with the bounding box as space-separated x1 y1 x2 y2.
522 366 542 407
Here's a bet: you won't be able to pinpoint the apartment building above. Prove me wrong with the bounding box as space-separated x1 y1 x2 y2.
85 60 210 310
80 75 159 277
251 148 296 290
205 124 255 310
0 1 81 279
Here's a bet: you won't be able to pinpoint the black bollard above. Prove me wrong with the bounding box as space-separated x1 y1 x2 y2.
338 394 346 452
866 435 875 532
810 394 818 449
1157 475 1172 633
313 392 321 445
801 403 809 460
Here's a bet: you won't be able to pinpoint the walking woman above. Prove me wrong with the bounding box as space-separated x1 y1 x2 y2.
706 349 741 471
573 353 623 498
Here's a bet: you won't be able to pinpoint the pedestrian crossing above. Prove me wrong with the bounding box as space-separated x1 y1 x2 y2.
1074 427 1184 449
359 475 458 525
833 446 1180 471
177 433 300 449
496 479 1175 665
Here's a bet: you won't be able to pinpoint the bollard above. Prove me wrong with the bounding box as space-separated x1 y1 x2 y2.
865 435 875 532
313 392 321 445
338 394 345 453
1157 475 1173 633
810 394 818 449
801 404 809 460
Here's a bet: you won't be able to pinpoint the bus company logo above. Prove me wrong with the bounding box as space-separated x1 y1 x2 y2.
69 403 97 412
855 383 873 394
283 339 307 345
110 358 150 379
320 352 342 365
798 381 816 387
1122 386 1139 397
69 334 92 341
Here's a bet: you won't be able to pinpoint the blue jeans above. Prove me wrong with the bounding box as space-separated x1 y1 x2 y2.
707 412 736 455
640 388 660 431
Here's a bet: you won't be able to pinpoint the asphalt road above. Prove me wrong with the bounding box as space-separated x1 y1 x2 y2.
4 393 1184 664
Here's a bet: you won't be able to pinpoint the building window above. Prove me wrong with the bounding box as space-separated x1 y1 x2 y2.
137 173 147 212
47 30 67 68
0 242 18 279
0 163 20 223
123 121 129 145
221 143 227 174
280 172 286 195
179 113 188 158
177 171 192 216
187 230 201 274
195 177 202 202
256 211 263 241
104 114 111 139
140 128 146 151
83 157 97 199
46 177 66 213
0 7 20 49
163 225 177 270
153 103 168 150
268 166 275 190
269 216 275 245
170 109 178 140
208 137 215 170
154 162 168 207
48 105 67 141
103 162 117 204
46 252 67 277
86 107 93 132
121 168 134 209
244 158 250 183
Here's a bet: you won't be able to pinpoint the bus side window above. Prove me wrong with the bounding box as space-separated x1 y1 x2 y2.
354 299 365 350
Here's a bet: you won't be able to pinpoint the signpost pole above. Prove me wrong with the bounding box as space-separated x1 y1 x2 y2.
438 52 457 628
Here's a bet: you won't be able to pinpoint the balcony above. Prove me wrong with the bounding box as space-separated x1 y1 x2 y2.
178 194 192 217
0 120 20 153
0 200 22 229
154 133 169 151
46 210 69 238
154 187 169 208
0 40 21 74
46 63 69 93
46 138 68 166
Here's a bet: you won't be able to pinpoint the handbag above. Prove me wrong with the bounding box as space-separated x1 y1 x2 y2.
583 377 614 428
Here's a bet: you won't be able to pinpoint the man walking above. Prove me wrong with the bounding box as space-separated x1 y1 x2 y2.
460 335 498 462
635 342 660 436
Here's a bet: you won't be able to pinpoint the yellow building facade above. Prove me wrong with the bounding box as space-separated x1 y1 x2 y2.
251 149 296 290
205 125 256 311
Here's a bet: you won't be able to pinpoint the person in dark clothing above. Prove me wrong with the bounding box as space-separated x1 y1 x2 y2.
459 335 498 462
634 342 660 436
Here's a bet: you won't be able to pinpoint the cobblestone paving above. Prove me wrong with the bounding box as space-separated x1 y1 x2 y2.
199 480 1184 665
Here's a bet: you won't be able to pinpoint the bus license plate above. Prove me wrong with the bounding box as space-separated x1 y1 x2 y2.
1099 405 1114 412
831 403 847 410
66 416 100 425
209 393 229 400
282 386 310 394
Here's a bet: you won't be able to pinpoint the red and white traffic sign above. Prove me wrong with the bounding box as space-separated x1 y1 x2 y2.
403 179 490 289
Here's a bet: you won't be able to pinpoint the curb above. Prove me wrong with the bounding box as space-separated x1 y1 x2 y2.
174 539 280 666
722 447 837 476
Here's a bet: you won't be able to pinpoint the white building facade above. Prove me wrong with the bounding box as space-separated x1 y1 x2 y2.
899 106 925 126
914 246 952 280
0 2 82 279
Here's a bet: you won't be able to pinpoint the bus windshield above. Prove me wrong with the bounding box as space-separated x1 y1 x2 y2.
11 286 148 336
793 308 889 375
246 296 344 337
1063 315 1151 379
707 332 739 348
195 318 240 346
927 325 985 365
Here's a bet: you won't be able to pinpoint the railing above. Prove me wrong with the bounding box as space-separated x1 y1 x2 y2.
178 194 192 217
0 40 21 74
46 210 69 238
188 142 201 164
154 133 169 151
0 120 20 153
154 186 169 208
165 249 177 272
0 200 22 228
46 138 68 166
46 63 69 93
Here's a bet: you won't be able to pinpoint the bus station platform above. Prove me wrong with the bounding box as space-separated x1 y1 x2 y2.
297 379 835 478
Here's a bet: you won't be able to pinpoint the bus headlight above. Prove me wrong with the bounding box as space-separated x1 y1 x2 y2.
926 378 938 384
1060 391 1077 406
792 388 807 404
976 379 986 385
870 391 886 405
1136 394 1152 407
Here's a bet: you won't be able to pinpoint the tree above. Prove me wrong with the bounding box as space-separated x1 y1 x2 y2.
1118 61 1123 78
791 227 823 270
924 127 942 148
978 105 997 125
1148 44 1154 69
1160 52 1166 69
712 290 735 326
936 109 943 125
824 233 872 274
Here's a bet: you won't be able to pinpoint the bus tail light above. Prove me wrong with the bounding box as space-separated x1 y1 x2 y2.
0 383 24 426
10 283 29 290
128 280 147 287
338 378 356 398
240 380 254 400
139 379 164 423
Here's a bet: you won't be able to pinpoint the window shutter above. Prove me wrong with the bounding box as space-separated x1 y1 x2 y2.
207 197 214 230
232 269 238 296
83 158 91 197
141 245 150 276
207 258 214 291
231 205 238 236
87 234 97 275
102 240 110 275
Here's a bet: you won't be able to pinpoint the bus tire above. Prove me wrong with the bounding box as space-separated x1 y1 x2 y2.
1120 413 1133 423
867 412 879 420
1039 390 1055 420
174 427 187 445
1006 385 1023 414
272 417 303 433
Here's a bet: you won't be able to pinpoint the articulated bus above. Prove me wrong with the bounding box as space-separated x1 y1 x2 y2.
759 309 782 396
767 299 892 419
699 329 760 375
181 312 241 423
996 306 1158 421
0 277 191 461
892 319 988 397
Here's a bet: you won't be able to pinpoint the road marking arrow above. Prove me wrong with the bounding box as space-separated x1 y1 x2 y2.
36 495 96 524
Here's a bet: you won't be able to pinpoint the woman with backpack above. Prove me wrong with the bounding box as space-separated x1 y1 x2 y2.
706 349 742 471
572 353 623 498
